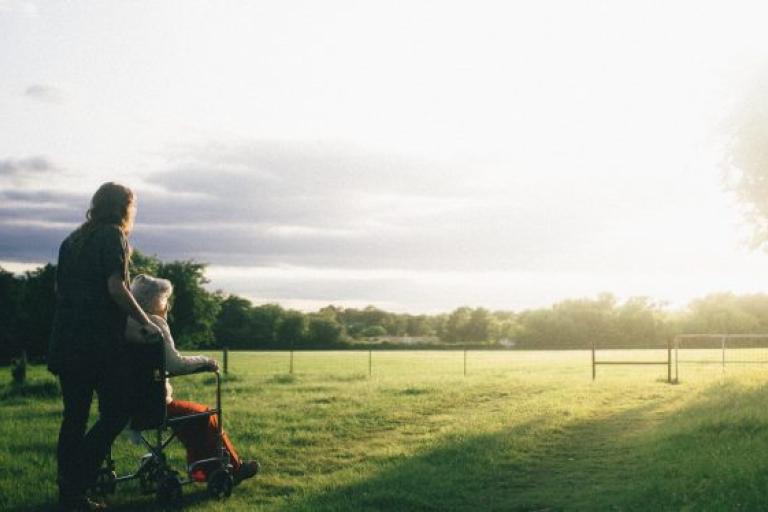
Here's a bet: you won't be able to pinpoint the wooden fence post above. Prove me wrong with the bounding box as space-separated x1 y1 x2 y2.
591 341 596 381
721 335 726 372
223 346 228 375
675 336 679 383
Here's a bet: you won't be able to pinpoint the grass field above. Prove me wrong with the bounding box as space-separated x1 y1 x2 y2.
3 350 768 511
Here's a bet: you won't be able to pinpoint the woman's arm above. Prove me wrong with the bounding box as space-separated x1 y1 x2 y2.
108 273 161 335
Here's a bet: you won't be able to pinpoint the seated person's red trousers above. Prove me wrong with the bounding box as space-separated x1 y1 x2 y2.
167 399 242 481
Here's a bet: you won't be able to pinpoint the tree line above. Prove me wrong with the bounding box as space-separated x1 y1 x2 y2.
3 251 768 363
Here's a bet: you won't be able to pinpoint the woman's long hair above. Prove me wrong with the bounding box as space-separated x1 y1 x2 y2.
71 182 135 247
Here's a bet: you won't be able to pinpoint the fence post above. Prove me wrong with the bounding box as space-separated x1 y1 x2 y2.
369 350 372 377
667 338 671 384
591 341 596 381
464 349 467 377
675 336 679 383
289 347 294 375
223 346 228 375
721 335 726 372
12 349 27 385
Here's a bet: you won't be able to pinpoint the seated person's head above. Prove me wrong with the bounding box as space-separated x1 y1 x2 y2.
131 274 173 317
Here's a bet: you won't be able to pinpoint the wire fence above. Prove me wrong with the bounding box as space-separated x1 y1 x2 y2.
10 338 768 383
206 348 633 380
674 334 768 365
199 335 768 383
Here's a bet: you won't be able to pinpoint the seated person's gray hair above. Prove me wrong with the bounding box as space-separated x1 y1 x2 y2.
131 274 173 313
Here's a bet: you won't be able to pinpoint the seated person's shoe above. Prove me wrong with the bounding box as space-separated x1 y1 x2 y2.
233 460 260 485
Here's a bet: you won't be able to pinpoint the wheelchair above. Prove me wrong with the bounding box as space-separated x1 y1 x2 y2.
90 341 233 509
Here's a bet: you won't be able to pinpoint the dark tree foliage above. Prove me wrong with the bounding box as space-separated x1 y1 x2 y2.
250 304 284 348
277 311 307 348
129 250 162 276
305 315 344 347
157 260 220 349
129 251 221 348
0 265 56 362
214 295 255 349
20 264 57 359
0 267 24 363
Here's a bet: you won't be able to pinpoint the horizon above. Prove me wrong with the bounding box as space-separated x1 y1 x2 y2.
3 1 768 313
1 257 764 317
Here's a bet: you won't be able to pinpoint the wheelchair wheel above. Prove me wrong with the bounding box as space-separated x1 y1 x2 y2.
139 457 162 494
92 468 117 497
156 471 183 510
207 468 233 499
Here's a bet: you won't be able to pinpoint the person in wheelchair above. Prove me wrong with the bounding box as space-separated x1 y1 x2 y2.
125 274 260 485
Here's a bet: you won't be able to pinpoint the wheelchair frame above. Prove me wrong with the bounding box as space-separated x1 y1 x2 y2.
92 342 233 509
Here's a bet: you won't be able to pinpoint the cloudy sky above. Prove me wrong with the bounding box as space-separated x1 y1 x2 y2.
2 0 768 313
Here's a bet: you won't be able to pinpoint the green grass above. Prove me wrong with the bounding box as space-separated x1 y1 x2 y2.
3 350 768 511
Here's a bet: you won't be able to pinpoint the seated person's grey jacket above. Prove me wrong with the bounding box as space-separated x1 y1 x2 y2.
125 314 213 404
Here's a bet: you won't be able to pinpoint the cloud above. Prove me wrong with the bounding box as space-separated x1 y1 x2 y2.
0 221 69 262
122 140 621 273
0 0 38 16
0 140 753 312
0 141 578 273
0 156 55 176
0 139 692 279
23 84 63 104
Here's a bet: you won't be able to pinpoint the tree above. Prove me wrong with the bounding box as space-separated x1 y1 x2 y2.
466 308 497 342
615 297 665 347
157 260 220 348
214 295 254 349
250 304 284 348
277 311 307 347
0 267 24 363
306 316 344 347
727 77 768 247
684 293 761 334
129 250 162 276
20 264 57 359
360 325 387 338
405 315 432 337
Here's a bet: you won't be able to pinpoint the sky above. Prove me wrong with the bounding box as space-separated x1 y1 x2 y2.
2 0 768 313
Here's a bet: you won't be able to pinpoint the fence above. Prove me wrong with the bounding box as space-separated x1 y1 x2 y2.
217 348 592 378
673 334 768 380
214 337 768 383
221 348 476 377
590 342 673 383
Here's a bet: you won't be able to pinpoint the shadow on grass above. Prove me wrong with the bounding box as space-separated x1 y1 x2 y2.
12 381 768 511
328 373 368 383
269 374 298 385
282 382 768 512
0 379 60 402
8 487 216 512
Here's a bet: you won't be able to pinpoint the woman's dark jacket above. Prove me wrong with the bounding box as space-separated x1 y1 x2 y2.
48 224 129 375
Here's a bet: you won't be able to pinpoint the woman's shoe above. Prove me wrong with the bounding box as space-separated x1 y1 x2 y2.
233 460 260 485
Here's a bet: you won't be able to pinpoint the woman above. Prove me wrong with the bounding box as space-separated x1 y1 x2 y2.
125 274 260 485
48 182 162 511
